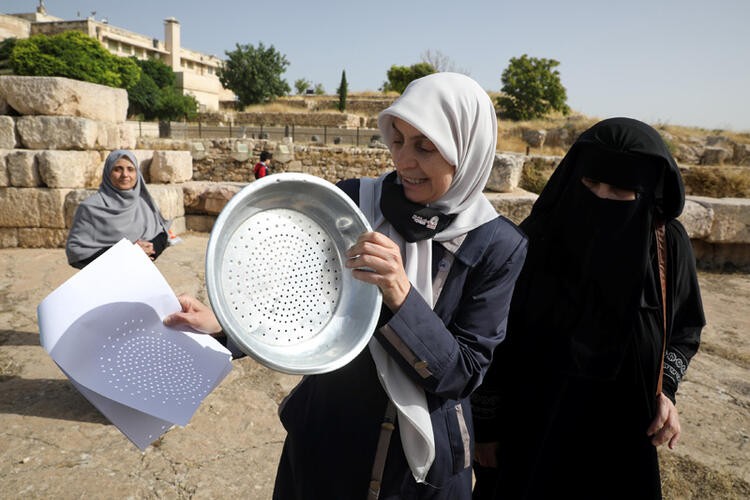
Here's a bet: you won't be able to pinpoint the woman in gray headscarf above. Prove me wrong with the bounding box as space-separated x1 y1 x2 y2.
65 149 170 269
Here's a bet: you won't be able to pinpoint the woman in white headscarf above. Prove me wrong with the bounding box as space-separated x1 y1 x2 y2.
165 72 527 499
66 149 170 269
269 72 527 499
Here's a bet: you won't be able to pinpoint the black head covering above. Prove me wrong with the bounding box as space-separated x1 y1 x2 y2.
512 117 686 379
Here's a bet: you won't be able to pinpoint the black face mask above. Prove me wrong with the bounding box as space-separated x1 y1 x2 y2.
379 172 456 242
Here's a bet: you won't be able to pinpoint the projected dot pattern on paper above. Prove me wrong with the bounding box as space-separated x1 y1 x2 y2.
221 208 341 346
99 319 210 406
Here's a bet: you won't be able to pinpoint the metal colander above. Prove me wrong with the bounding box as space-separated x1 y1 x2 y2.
205 173 382 374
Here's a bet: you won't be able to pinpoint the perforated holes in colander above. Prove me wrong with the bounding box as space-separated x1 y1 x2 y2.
221 208 341 346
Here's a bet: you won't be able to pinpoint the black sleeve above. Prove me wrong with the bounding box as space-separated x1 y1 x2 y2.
151 231 169 260
70 247 110 269
661 220 705 403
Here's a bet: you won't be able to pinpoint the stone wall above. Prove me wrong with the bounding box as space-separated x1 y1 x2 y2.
199 111 368 128
1 76 748 269
0 76 190 248
185 138 750 270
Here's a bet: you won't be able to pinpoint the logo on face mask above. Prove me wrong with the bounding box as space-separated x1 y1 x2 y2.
412 214 439 230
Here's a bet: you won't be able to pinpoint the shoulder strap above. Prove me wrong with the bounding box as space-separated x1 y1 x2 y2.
367 248 457 499
655 221 668 395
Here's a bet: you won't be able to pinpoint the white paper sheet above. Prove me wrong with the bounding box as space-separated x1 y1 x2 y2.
37 238 233 450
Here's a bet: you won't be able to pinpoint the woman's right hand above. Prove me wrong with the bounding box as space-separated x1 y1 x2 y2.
163 294 222 335
345 231 411 311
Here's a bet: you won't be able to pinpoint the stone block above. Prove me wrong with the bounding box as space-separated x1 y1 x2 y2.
522 129 546 148
0 116 17 149
679 198 713 239
0 150 8 187
186 214 217 233
64 189 97 228
0 76 128 122
38 188 72 229
119 123 137 150
182 181 212 213
0 228 18 248
37 150 102 188
285 160 304 173
96 122 122 151
17 116 99 150
700 146 730 166
203 184 242 215
690 196 750 243
7 150 40 187
147 183 185 220
485 190 538 225
274 143 294 163
486 154 524 193
150 150 193 183
182 182 243 215
18 228 68 248
131 150 154 183
0 187 40 226
94 122 136 151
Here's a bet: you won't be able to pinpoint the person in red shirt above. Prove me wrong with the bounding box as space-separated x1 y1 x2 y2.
253 151 272 179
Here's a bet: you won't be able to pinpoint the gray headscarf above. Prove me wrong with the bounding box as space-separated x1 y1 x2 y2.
65 150 169 266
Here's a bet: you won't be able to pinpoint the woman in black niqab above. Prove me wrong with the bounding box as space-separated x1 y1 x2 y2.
472 117 705 499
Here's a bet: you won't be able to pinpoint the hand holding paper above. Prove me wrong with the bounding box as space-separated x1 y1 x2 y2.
37 238 232 450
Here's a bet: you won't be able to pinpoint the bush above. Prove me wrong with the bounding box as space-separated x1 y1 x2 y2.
10 31 140 89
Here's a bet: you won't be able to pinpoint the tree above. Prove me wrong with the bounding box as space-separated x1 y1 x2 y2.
420 49 468 75
294 78 311 95
498 54 570 121
0 38 17 74
135 57 175 88
217 42 290 106
156 86 198 121
9 31 140 89
127 57 197 121
127 71 161 119
336 70 348 112
381 62 436 94
313 83 325 95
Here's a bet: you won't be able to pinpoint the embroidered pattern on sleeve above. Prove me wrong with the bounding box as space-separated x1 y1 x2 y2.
664 349 688 386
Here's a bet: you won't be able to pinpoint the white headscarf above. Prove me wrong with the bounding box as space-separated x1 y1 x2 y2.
66 150 169 266
359 72 498 481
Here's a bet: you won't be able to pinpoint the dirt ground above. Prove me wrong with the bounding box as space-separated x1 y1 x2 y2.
1 233 748 499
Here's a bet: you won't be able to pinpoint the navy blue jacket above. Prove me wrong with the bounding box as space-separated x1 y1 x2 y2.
273 179 527 499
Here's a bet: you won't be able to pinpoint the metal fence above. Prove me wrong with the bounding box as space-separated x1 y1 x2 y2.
130 121 382 146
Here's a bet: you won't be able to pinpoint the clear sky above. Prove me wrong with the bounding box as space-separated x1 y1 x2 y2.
5 0 750 131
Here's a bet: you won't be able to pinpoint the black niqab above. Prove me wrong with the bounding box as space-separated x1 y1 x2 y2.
513 117 686 379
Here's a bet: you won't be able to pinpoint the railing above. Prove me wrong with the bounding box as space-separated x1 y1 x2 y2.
129 121 382 147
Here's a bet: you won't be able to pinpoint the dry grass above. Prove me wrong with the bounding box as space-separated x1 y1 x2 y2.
681 167 750 198
656 123 750 144
660 452 750 499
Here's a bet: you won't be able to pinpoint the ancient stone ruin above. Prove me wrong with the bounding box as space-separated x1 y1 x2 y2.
0 76 189 248
1 76 748 269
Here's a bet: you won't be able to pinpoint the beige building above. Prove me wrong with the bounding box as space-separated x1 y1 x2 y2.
0 4 236 111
